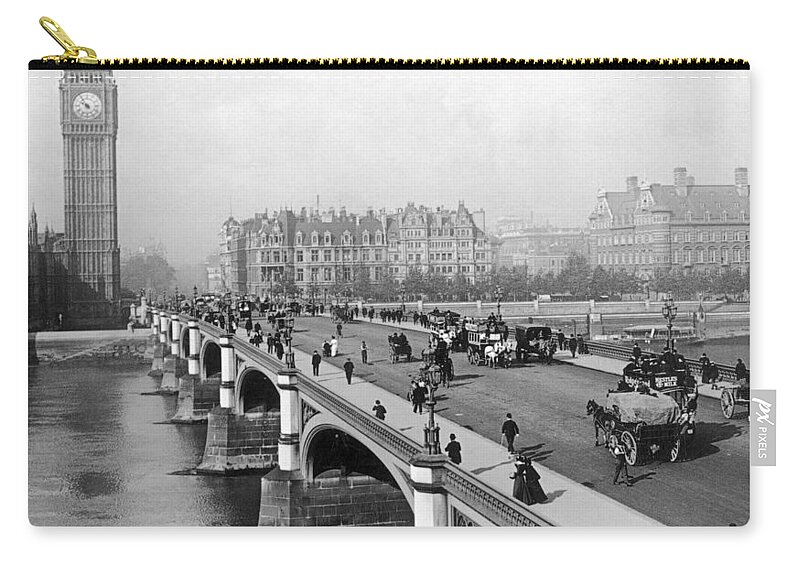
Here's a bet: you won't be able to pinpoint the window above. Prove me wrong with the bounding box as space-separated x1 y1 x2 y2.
311 249 319 262
324 250 331 262
272 251 280 263
296 232 303 245
311 232 319 246
739 211 746 221
700 232 708 242
704 211 711 222
296 250 304 263
721 249 729 263
721 211 728 222
697 249 705 263
712 231 720 242
685 212 693 222
343 267 351 281
375 251 383 262
685 232 692 243
343 250 351 262
323 268 331 281
362 249 370 261
375 231 383 245
296 269 304 282
708 248 717 263
733 249 742 263
342 232 351 245
324 232 332 246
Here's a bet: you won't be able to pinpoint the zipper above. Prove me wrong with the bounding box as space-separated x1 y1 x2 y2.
34 16 749 70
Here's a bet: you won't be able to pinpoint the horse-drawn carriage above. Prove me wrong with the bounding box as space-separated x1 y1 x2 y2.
720 381 750 419
465 321 512 368
514 325 552 362
587 369 697 465
388 335 413 363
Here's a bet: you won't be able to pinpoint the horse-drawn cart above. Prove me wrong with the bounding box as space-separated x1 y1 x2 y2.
465 321 511 367
720 383 750 419
388 336 413 363
587 370 697 465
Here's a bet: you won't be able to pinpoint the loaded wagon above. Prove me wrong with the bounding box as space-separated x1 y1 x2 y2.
465 321 512 367
388 336 413 363
514 325 552 362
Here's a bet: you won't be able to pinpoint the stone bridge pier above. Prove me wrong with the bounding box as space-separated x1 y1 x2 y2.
195 334 281 474
147 310 166 379
171 319 219 423
158 314 187 394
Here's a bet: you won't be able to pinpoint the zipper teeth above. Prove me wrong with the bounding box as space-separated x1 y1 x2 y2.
90 57 748 68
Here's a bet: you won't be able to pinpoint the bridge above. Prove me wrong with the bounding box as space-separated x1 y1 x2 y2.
143 306 660 527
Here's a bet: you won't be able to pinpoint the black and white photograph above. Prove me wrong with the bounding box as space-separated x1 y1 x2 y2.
27 64 750 527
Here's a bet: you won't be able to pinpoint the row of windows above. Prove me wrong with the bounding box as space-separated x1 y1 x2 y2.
258 249 386 263
599 247 750 266
685 211 747 222
674 231 748 243
296 266 385 282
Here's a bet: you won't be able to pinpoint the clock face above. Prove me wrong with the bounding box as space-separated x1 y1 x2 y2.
72 92 102 120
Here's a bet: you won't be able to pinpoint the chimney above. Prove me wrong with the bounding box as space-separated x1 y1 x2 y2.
626 176 639 192
339 206 347 220
674 167 688 197
300 206 307 220
735 167 749 196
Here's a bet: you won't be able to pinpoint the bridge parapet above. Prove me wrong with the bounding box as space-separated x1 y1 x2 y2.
173 310 554 526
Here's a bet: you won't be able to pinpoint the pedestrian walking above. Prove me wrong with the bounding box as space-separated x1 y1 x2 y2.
445 433 462 465
735 358 748 380
361 340 368 364
610 436 633 486
274 339 284 361
699 352 711 383
568 334 578 358
330 336 339 357
245 317 253 337
266 333 274 354
311 350 321 376
708 361 720 389
372 400 386 420
510 456 533 505
343 358 355 384
557 329 566 351
524 456 548 503
501 413 520 455
412 382 427 415
336 322 343 338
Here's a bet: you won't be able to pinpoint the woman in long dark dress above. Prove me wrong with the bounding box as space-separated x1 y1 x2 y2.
511 457 533 505
524 457 548 504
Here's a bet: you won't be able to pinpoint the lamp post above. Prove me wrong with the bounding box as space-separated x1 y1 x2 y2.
400 282 406 311
494 285 504 321
162 289 167 310
192 285 198 318
422 370 442 455
284 316 296 368
224 291 233 333
661 292 678 351
174 286 180 313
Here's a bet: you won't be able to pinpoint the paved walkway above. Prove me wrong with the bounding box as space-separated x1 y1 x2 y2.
235 326 660 527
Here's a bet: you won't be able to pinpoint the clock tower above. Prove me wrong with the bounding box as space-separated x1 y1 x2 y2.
60 69 121 328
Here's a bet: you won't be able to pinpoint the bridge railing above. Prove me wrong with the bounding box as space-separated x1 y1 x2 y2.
169 311 553 527
584 340 739 383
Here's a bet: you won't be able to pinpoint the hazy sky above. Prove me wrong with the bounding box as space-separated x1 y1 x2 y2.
28 69 749 265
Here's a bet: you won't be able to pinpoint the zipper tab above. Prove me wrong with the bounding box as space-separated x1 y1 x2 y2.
39 16 98 64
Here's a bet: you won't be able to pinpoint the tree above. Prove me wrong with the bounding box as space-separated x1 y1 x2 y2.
121 253 177 297
556 253 592 299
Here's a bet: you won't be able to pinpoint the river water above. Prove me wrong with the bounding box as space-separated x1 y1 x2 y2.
28 360 262 526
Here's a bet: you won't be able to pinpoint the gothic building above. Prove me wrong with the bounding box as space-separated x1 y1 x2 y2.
588 167 750 278
28 69 122 330
218 202 493 299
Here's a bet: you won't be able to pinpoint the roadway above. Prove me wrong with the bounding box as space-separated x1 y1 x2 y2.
285 316 749 526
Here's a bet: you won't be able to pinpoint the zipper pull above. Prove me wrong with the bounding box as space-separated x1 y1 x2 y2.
39 16 98 64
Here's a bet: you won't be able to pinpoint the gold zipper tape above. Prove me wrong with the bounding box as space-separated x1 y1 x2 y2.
35 17 749 69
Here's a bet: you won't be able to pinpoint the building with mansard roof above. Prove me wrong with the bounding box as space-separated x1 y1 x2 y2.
218 202 494 300
588 167 750 278
385 201 492 284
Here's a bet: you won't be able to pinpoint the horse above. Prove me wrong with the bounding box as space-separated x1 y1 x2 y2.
586 399 617 447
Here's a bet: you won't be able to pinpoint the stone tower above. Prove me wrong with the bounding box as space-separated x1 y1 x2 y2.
60 69 121 328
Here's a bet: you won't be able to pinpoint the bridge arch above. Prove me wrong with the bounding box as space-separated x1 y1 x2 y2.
235 366 280 415
180 326 190 359
200 340 221 381
300 415 414 508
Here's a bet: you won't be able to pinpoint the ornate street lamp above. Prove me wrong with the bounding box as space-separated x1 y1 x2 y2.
400 282 406 309
284 316 296 368
661 292 678 350
494 285 504 320
174 286 180 313
192 285 198 318
420 368 442 455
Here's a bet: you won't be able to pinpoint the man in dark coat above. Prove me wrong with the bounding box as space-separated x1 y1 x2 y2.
557 329 566 351
343 358 355 385
372 400 387 420
311 350 321 376
412 382 427 414
501 413 520 454
735 358 748 381
632 342 642 364
699 353 711 383
708 361 720 389
274 339 284 361
568 334 578 357
445 433 462 465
